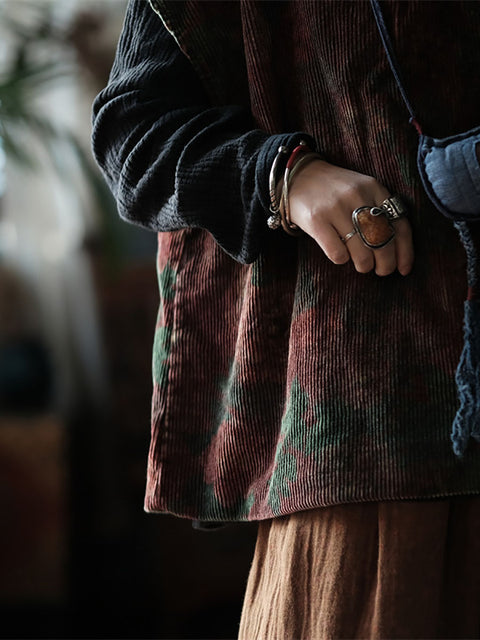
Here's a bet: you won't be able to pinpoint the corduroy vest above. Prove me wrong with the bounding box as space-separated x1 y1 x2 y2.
145 0 480 521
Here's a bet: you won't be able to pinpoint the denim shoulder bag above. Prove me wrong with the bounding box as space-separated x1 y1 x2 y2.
370 0 480 456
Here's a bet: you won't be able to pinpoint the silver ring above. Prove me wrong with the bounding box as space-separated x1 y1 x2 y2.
380 195 408 221
341 229 357 244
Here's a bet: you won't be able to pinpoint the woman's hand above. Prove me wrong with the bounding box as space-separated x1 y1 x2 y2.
285 159 414 276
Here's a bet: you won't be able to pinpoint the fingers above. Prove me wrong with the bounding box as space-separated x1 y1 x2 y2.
340 232 375 274
313 223 350 265
286 160 414 276
394 218 414 275
308 219 375 273
339 218 413 277
337 225 394 276
313 213 412 277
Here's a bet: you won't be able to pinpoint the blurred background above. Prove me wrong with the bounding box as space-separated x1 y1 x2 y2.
0 1 257 638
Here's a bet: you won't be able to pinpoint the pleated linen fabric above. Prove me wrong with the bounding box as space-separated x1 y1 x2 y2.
238 498 480 640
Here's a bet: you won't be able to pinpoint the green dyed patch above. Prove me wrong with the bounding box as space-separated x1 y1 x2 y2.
202 482 221 514
201 483 256 520
267 378 385 513
292 259 319 318
158 262 177 300
251 254 274 288
211 362 236 434
153 262 177 385
242 490 256 518
152 325 172 386
267 378 307 512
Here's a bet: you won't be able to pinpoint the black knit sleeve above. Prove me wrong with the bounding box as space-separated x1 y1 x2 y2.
91 0 314 264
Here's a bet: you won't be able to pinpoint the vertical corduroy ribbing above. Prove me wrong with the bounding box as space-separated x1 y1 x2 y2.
139 1 480 521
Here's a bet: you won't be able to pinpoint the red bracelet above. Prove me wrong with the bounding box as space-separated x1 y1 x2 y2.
286 141 311 170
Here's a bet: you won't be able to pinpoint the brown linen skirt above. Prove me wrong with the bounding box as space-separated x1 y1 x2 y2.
238 498 480 639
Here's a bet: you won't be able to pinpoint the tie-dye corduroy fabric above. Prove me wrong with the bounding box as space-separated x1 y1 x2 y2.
144 1 480 521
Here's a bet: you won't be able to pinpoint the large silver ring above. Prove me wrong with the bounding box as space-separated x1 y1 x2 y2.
380 195 408 221
352 205 395 249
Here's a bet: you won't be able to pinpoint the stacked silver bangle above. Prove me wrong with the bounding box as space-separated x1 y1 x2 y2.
267 145 289 230
267 140 322 235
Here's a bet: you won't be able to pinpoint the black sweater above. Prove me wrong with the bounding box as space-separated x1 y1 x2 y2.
91 0 312 263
